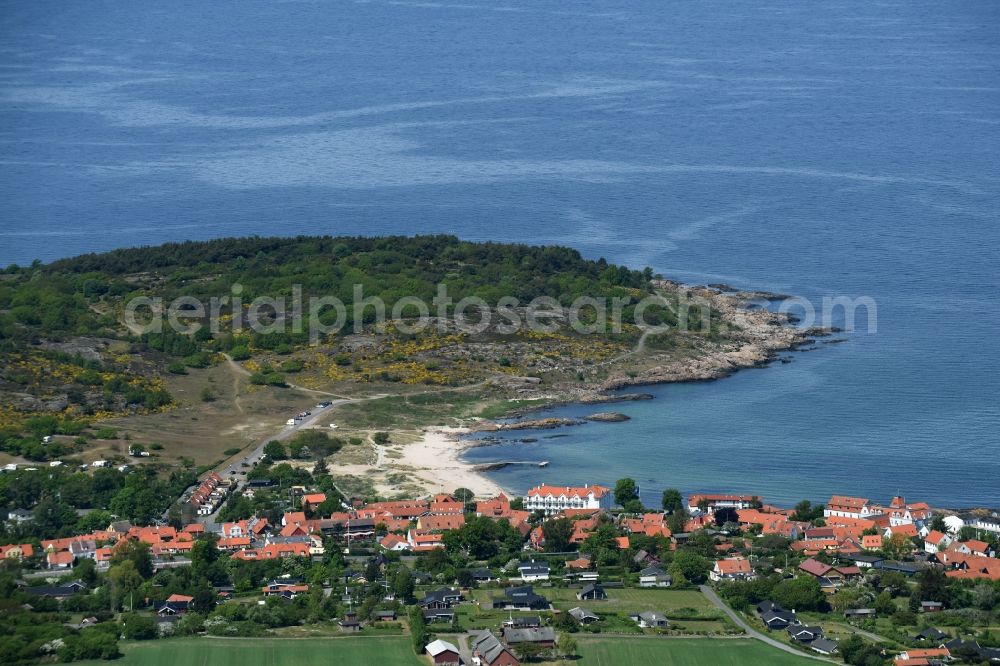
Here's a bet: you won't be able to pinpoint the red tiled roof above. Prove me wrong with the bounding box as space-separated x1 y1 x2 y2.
419 514 466 532
715 558 751 575
798 557 833 577
301 493 327 506
827 495 869 510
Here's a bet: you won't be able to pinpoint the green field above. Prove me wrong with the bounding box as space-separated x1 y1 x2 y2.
544 587 714 613
83 636 423 666
576 637 818 666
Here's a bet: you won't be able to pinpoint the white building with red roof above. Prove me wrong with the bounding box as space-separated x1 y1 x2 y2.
824 495 879 520
524 483 612 515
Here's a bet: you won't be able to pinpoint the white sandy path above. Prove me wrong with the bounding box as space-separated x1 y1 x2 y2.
399 426 507 498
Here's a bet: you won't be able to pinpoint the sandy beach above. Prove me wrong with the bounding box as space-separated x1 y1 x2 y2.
398 426 507 498
327 425 507 499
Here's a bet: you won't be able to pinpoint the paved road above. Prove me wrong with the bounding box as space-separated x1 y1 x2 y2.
194 400 349 527
699 585 835 663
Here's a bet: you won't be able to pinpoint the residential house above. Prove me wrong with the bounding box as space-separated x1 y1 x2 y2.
472 630 520 666
576 583 607 600
630 611 669 629
491 586 549 611
892 647 951 665
964 515 1000 537
422 608 456 623
756 602 798 630
688 494 761 513
920 601 944 613
825 496 879 520
47 550 74 569
518 561 550 581
419 588 462 609
417 513 466 532
798 557 861 589
426 639 461 666
300 493 327 511
156 594 193 615
878 496 932 526
912 628 947 643
0 543 35 560
884 523 919 541
788 625 824 644
924 530 952 553
810 638 839 655
568 607 600 624
379 534 409 552
639 565 672 588
262 582 309 599
502 616 541 629
22 581 86 600
407 529 444 552
949 539 994 558
476 493 512 519
469 567 496 583
501 626 556 648
709 557 755 582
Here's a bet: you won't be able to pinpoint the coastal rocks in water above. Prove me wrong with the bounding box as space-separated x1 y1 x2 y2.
474 417 584 432
474 462 512 471
584 412 631 423
579 392 654 404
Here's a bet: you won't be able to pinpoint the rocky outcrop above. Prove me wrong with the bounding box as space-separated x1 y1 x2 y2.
579 392 653 404
584 412 630 422
472 417 583 432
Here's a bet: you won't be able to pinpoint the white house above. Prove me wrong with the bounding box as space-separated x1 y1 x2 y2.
709 557 756 582
965 515 1000 537
639 566 672 588
687 494 761 513
924 530 952 553
943 515 965 534
824 496 880 520
518 561 550 582
524 484 612 515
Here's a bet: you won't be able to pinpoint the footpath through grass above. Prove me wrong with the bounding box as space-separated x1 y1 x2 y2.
81 636 423 666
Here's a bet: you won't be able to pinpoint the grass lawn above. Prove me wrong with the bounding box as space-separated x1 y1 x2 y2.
82 636 424 666
575 637 818 666
543 587 715 613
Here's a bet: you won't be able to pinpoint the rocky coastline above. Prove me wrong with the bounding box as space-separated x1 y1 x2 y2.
471 286 838 434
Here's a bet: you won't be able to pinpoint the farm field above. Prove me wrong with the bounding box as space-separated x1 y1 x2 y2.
575 637 818 666
79 636 423 666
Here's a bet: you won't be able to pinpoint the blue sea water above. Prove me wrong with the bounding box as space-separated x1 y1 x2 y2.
1 0 998 505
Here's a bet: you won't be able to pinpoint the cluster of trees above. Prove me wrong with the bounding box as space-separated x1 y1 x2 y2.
263 431 345 462
441 515 525 561
3 235 658 350
0 526 370 663
0 464 197 542
217 459 342 523
717 573 827 613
